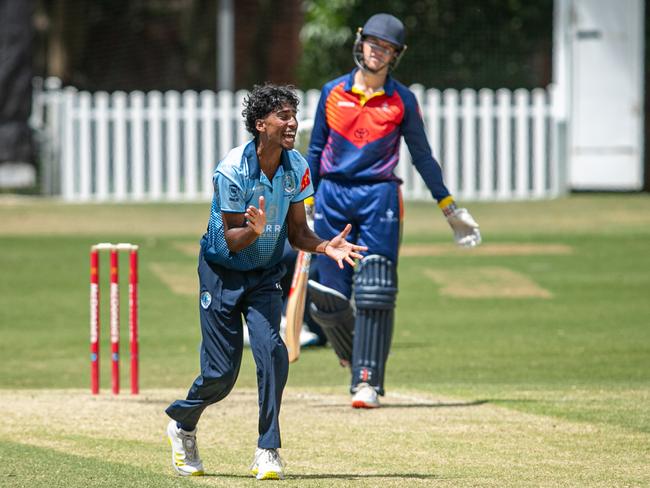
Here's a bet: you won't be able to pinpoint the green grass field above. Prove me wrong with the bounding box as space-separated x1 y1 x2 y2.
1 194 649 486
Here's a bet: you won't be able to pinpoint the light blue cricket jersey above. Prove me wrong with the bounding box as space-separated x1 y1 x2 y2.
201 140 314 271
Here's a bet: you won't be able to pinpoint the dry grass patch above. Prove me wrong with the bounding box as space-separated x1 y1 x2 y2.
2 388 649 487
149 262 196 296
401 243 572 257
424 266 552 298
173 240 200 257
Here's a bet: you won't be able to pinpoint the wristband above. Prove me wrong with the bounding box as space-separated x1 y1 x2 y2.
438 196 457 217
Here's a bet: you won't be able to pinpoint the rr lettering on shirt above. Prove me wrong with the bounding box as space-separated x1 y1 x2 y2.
265 224 282 233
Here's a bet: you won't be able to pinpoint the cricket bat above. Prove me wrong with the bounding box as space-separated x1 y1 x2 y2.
285 198 315 363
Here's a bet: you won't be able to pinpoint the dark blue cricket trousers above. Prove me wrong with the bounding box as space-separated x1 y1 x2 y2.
165 252 288 448
314 179 402 298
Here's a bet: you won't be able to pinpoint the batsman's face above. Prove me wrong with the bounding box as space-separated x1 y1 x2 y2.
257 104 298 149
363 36 398 72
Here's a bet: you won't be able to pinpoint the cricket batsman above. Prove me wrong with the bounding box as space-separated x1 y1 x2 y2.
306 13 481 408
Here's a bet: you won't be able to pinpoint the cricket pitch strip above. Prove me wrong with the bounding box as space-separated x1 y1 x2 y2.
2 388 648 487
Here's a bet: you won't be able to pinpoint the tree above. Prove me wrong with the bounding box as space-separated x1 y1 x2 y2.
298 0 553 89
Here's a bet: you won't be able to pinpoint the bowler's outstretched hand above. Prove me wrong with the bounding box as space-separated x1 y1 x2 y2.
325 223 367 269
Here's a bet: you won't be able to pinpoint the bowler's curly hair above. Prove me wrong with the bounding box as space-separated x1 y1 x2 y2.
242 83 300 138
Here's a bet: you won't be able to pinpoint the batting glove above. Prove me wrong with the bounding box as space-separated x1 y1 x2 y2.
439 197 482 248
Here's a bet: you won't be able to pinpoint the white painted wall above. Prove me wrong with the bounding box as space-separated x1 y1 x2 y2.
555 0 645 190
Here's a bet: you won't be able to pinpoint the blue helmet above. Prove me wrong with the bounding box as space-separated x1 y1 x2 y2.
362 13 405 50
353 13 408 73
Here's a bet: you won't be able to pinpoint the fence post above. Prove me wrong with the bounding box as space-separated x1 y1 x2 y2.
95 92 110 201
425 88 442 201
183 90 199 200
443 89 459 195
217 90 233 163
62 87 77 201
149 91 163 200
496 89 512 200
79 91 92 202
478 89 494 200
113 91 128 201
531 88 547 198
130 91 146 200
200 90 216 199
461 89 477 200
514 89 530 199
165 91 181 200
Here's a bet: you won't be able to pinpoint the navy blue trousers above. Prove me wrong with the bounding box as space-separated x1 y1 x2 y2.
314 179 402 298
165 252 288 448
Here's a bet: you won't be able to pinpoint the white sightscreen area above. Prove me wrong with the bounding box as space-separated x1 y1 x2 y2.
556 0 645 190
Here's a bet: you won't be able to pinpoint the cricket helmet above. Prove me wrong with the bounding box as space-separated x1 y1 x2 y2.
353 13 408 73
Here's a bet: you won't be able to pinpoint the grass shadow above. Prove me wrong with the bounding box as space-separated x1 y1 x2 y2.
202 472 443 480
310 399 488 409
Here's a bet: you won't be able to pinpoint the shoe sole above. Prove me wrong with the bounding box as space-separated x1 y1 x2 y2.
168 436 205 476
257 471 283 480
351 400 379 409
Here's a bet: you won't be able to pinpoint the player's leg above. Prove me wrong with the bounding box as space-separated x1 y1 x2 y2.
244 263 287 479
350 182 401 408
165 254 245 475
310 179 357 362
243 266 286 439
351 254 398 407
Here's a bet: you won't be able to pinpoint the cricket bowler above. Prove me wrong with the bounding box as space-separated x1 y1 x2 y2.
165 83 366 479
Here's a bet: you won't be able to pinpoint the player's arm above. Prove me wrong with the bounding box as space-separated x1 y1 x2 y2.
222 196 266 252
399 90 450 201
286 201 367 269
400 89 481 247
286 200 328 253
305 89 329 191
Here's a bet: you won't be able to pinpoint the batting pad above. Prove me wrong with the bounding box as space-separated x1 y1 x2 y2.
307 280 354 364
352 255 397 395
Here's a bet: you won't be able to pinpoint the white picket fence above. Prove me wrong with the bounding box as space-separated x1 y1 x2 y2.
32 77 564 202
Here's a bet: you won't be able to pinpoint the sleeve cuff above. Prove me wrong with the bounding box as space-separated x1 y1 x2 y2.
438 196 456 216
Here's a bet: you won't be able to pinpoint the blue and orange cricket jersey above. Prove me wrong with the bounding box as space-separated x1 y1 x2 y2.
306 69 450 202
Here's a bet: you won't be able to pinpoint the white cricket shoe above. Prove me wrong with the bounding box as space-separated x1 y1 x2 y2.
250 447 285 480
166 419 204 476
351 383 380 409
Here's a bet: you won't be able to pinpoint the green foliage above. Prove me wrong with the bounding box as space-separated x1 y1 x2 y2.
298 0 553 89
298 0 361 89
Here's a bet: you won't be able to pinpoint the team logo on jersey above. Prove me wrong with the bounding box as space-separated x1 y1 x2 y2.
228 184 241 203
354 128 369 140
299 168 311 191
200 291 212 309
380 208 398 223
283 171 297 194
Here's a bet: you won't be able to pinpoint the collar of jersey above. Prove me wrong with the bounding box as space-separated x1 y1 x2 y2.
351 85 385 106
243 140 292 182
344 68 396 97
